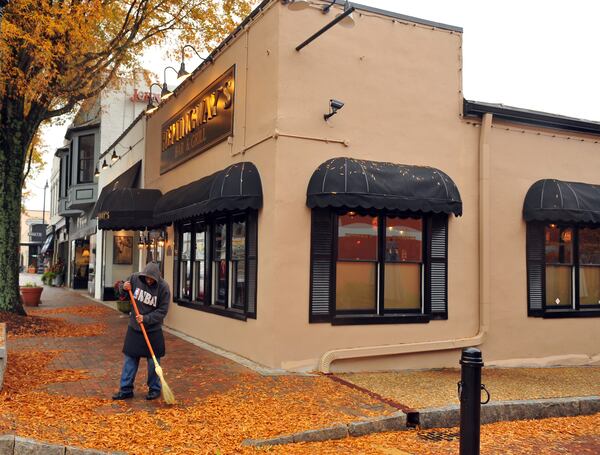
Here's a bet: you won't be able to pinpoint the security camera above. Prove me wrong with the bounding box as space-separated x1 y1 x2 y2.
324 99 345 121
330 99 344 111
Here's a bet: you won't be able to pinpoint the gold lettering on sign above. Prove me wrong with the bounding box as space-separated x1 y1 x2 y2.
160 66 235 174
98 211 110 220
161 74 234 153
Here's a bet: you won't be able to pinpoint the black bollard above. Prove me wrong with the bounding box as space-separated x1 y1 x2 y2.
458 347 486 455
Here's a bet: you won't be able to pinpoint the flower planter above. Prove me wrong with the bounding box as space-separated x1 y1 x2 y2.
20 287 43 306
116 300 132 314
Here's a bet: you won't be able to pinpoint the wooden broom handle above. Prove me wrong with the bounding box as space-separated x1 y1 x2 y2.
128 289 157 360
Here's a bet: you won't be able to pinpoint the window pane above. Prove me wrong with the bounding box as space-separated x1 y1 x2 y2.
579 228 600 265
335 262 376 310
181 231 192 261
195 229 206 302
231 217 246 309
545 225 573 264
78 134 95 183
180 261 191 298
545 265 572 306
232 260 245 309
194 230 205 261
195 260 205 301
384 263 421 310
386 217 422 262
580 266 600 306
213 221 227 305
338 213 378 261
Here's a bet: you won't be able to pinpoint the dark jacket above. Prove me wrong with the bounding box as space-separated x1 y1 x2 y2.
125 262 171 333
121 262 171 358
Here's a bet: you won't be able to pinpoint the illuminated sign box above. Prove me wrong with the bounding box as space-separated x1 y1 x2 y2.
160 66 235 174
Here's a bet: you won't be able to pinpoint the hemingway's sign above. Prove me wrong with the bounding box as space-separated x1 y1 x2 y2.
160 66 235 174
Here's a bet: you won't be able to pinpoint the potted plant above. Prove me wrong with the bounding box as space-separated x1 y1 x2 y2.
41 271 56 286
50 261 65 287
20 282 43 306
114 280 131 314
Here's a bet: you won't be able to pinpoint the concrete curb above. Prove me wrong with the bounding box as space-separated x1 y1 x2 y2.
0 435 125 455
0 323 6 392
241 411 407 447
416 395 600 429
242 396 600 447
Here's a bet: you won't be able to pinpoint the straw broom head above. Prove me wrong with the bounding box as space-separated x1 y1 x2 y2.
154 363 176 405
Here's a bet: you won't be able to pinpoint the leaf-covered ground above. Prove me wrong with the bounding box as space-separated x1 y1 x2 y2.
1 286 599 454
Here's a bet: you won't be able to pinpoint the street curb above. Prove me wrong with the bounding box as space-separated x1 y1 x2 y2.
241 396 600 447
416 396 600 429
0 435 126 455
241 411 407 447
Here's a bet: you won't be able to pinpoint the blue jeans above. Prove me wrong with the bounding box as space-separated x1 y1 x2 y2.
119 354 161 394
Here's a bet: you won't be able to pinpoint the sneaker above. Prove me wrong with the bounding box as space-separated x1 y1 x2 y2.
146 390 161 401
112 391 134 400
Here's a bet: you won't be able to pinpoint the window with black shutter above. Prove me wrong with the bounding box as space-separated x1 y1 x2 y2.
309 209 450 325
526 222 600 318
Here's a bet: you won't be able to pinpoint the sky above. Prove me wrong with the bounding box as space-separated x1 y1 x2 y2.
26 0 600 212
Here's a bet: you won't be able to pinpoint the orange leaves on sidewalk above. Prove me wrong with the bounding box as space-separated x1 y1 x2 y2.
0 311 106 339
2 351 89 393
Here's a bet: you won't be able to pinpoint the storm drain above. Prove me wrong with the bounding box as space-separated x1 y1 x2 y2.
418 429 460 442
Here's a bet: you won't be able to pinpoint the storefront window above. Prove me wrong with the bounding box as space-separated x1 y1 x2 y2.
174 212 257 319
534 224 600 313
335 212 424 314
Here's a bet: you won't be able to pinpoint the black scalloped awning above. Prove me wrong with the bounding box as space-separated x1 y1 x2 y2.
95 188 162 231
306 157 462 216
153 162 263 224
92 161 141 219
523 179 600 224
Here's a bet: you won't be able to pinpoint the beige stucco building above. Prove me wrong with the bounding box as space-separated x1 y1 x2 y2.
97 0 600 372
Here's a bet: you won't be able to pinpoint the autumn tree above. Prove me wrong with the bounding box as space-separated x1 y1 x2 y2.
0 0 252 314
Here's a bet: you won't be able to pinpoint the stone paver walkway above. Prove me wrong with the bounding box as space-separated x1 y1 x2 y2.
338 365 600 410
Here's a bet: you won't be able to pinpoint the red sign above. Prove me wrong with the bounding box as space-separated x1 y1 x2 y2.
130 88 160 104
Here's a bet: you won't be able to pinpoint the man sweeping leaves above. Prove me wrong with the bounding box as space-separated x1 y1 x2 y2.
113 262 172 401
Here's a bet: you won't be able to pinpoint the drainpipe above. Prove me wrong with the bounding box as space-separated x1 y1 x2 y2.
318 114 493 373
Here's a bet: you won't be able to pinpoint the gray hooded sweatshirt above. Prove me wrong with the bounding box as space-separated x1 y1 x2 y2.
125 262 171 333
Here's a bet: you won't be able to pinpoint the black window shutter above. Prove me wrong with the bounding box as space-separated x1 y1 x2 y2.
310 208 334 322
526 222 545 317
426 214 448 319
245 211 258 319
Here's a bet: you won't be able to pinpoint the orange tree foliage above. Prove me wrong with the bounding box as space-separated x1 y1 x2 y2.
0 0 252 313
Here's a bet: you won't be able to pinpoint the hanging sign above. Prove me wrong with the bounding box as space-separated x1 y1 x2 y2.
160 66 235 174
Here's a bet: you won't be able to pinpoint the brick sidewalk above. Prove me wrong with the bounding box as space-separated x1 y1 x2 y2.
10 285 394 415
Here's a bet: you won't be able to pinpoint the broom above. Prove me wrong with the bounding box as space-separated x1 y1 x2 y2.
128 289 176 405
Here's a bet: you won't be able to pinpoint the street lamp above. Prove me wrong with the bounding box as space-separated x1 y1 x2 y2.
161 66 178 100
146 82 162 113
177 44 209 83
41 180 48 226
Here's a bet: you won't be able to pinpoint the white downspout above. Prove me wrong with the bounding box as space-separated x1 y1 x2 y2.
318 113 493 373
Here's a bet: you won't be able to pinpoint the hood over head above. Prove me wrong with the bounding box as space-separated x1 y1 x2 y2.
139 262 162 282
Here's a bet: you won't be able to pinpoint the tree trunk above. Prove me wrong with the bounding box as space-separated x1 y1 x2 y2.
0 97 37 315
